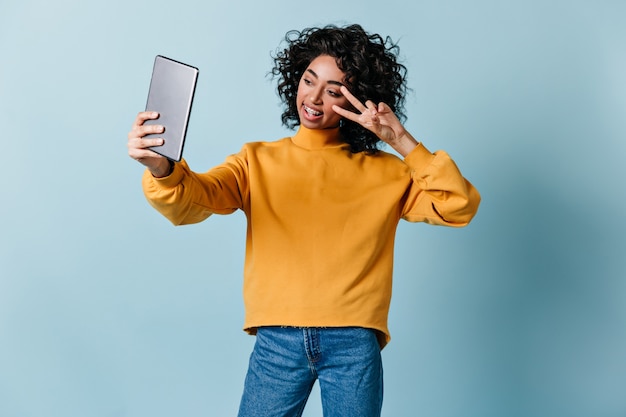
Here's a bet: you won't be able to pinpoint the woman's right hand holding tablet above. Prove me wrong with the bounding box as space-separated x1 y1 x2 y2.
127 111 172 178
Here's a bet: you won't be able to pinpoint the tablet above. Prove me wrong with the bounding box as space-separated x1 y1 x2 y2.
144 55 199 162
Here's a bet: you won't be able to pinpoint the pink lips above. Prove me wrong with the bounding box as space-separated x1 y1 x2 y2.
302 104 323 120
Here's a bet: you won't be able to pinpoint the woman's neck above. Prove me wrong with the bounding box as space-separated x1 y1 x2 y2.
291 125 344 150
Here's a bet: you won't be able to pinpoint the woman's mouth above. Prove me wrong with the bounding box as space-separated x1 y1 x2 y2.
303 104 322 118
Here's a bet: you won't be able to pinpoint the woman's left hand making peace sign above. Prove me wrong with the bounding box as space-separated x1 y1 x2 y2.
332 86 419 157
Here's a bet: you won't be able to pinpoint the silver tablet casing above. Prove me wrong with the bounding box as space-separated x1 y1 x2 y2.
144 55 198 162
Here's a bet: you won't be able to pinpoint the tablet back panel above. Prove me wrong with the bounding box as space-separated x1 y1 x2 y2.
144 55 198 162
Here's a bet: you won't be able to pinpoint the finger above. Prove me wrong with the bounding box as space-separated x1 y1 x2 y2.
129 137 164 150
141 123 165 136
128 146 155 161
128 138 165 161
339 86 367 113
365 100 379 117
128 123 164 140
374 102 402 125
365 100 377 109
332 104 361 124
377 102 392 114
133 111 160 129
128 147 165 164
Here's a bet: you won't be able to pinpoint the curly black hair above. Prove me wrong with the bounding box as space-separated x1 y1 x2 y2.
271 24 408 154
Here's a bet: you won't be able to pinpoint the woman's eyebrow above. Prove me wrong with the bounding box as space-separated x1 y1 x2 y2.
306 68 344 87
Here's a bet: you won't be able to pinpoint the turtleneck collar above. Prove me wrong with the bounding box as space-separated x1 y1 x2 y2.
291 125 345 150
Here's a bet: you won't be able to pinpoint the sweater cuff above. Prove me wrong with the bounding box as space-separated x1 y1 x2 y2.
403 142 436 171
146 159 186 188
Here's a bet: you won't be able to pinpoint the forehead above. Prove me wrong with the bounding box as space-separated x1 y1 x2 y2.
306 55 346 80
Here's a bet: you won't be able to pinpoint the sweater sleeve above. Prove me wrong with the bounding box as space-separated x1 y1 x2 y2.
141 149 249 226
400 143 481 227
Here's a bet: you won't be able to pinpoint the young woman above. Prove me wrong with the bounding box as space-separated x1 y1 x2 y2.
128 23 480 417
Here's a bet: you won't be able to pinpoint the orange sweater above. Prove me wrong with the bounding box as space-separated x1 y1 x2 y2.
142 126 480 347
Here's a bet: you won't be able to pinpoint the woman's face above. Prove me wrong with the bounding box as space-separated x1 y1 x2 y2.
296 55 350 130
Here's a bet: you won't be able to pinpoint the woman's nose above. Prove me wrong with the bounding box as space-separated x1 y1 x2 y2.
310 87 323 104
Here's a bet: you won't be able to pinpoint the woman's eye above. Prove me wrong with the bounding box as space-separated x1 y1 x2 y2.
328 90 340 97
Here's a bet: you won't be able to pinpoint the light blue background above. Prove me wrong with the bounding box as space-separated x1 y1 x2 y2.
1 1 625 416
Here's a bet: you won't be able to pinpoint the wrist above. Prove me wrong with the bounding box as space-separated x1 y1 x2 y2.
151 159 174 178
390 131 419 157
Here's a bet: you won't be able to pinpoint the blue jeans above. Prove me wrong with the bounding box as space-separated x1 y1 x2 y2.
237 327 383 417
